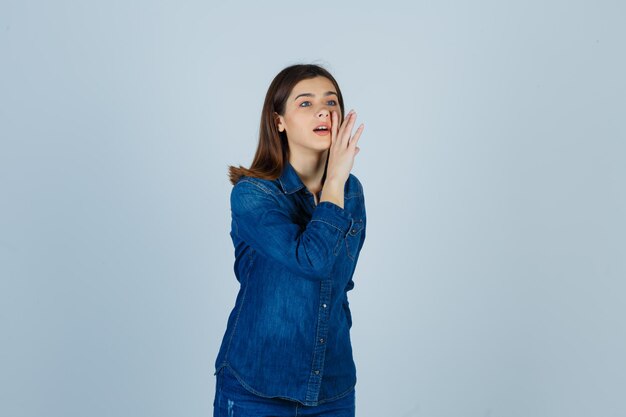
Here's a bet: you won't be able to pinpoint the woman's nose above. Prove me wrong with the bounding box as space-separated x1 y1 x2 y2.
317 108 330 118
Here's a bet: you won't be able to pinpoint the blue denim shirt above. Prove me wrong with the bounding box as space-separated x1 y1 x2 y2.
213 161 366 406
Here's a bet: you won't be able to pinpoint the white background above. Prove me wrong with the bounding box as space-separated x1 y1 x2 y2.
1 1 625 416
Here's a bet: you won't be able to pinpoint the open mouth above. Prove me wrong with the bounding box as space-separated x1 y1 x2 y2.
313 125 330 135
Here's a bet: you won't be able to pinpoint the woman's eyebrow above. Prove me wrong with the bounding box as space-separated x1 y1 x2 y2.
293 91 338 101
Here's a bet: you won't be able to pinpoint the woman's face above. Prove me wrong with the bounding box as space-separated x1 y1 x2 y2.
275 76 343 155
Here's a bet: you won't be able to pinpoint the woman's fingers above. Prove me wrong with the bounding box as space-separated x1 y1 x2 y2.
326 109 363 182
349 123 364 149
339 110 357 147
331 109 363 155
335 111 346 144
331 111 338 144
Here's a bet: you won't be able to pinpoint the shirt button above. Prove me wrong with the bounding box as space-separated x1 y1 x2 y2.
319 338 324 343
314 370 320 375
322 304 327 308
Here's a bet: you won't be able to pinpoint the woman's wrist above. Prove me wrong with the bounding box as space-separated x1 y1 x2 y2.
320 177 345 209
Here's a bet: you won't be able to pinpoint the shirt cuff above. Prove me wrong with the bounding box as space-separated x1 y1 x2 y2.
311 201 353 235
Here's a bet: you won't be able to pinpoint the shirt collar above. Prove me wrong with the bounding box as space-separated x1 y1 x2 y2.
278 161 306 194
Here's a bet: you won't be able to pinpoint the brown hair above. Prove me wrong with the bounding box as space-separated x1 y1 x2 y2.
227 64 346 185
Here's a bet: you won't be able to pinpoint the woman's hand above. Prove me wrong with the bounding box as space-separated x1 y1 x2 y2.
319 109 364 209
326 109 364 184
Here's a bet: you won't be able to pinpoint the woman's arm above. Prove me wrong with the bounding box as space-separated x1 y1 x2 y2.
319 177 344 208
231 179 356 279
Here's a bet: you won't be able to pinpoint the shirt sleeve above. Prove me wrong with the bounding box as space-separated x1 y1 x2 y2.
230 179 355 279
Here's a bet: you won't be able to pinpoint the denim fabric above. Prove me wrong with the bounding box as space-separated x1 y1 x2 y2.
214 161 366 407
213 365 355 417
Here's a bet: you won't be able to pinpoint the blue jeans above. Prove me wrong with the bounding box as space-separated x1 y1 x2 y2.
213 366 356 417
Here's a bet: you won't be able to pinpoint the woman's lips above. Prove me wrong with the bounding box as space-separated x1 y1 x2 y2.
313 129 330 136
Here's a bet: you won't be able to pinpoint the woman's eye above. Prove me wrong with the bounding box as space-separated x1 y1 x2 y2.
299 100 337 107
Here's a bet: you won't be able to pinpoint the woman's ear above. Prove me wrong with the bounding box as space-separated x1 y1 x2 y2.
274 112 285 133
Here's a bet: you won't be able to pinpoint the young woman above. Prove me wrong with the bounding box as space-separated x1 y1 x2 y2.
213 64 366 417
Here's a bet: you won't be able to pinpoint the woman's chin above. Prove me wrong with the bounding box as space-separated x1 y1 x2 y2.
289 138 331 154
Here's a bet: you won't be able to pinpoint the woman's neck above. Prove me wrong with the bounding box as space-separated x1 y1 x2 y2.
289 150 328 195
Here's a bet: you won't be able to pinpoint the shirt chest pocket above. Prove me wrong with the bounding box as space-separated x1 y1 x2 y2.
336 218 364 261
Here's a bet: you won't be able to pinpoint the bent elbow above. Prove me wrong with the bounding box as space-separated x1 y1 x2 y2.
286 232 342 279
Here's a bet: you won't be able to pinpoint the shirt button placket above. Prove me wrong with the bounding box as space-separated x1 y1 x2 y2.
306 280 332 402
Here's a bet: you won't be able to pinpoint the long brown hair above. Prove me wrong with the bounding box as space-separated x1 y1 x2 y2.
228 64 346 185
